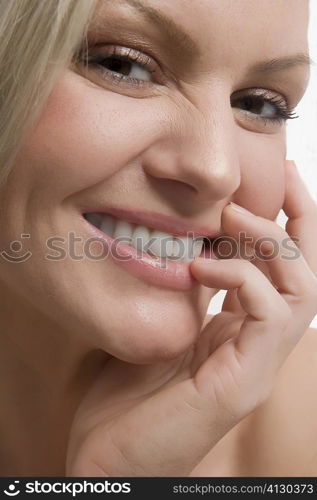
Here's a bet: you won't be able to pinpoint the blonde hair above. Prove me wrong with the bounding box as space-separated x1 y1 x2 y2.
0 0 97 186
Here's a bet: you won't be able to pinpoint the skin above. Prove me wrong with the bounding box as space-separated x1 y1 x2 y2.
0 0 316 476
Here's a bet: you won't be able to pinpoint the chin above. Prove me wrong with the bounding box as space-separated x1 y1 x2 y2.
70 283 210 365
2 246 213 365
103 315 202 365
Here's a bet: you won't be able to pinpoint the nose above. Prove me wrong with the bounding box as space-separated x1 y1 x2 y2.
143 86 241 204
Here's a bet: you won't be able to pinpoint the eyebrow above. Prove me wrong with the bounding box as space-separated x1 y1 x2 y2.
119 0 200 57
249 54 313 75
117 0 313 74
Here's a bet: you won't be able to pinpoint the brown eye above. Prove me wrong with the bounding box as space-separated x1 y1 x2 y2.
239 96 267 114
76 44 159 89
103 57 132 75
231 90 298 124
93 55 153 82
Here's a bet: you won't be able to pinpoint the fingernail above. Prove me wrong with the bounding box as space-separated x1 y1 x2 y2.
228 202 254 216
193 257 217 264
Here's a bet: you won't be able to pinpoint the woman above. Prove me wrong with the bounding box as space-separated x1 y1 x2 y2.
0 0 316 477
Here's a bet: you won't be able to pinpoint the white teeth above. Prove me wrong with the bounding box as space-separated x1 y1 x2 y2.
193 237 204 258
131 225 151 252
147 230 174 258
172 236 193 262
113 220 133 244
85 212 207 262
100 215 115 238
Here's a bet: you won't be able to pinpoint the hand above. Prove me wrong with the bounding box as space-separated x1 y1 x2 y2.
65 161 317 477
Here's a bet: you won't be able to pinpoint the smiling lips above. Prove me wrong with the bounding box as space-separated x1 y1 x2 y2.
82 207 220 289
84 212 206 262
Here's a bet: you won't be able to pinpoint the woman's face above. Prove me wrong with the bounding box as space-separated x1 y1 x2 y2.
0 0 309 363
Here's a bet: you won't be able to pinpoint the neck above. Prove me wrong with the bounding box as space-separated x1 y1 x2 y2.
0 282 109 475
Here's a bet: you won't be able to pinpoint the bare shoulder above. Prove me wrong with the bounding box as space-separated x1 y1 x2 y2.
193 326 317 477
237 325 317 476
285 326 317 381
301 325 317 341
280 326 317 405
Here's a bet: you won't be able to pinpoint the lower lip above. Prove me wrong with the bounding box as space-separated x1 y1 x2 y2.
82 217 217 290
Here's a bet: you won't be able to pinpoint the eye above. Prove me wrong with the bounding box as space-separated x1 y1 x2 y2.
231 89 298 125
93 54 152 82
75 44 159 88
236 96 277 118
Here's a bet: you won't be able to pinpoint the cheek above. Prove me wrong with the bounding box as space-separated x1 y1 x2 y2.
15 70 160 200
233 129 286 219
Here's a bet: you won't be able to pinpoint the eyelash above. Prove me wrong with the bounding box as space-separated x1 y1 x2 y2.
77 45 157 88
77 45 298 125
230 92 298 125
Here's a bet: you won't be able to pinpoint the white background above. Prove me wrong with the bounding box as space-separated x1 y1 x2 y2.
208 1 317 328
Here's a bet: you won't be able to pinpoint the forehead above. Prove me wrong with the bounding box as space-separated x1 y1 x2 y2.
93 0 309 65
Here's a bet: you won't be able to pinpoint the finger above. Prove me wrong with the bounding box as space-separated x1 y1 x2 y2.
191 258 292 406
220 202 317 318
283 160 317 276
222 252 275 315
221 241 270 313
191 310 245 374
191 258 288 324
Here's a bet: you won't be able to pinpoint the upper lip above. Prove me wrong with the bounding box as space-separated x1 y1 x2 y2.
83 206 223 239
